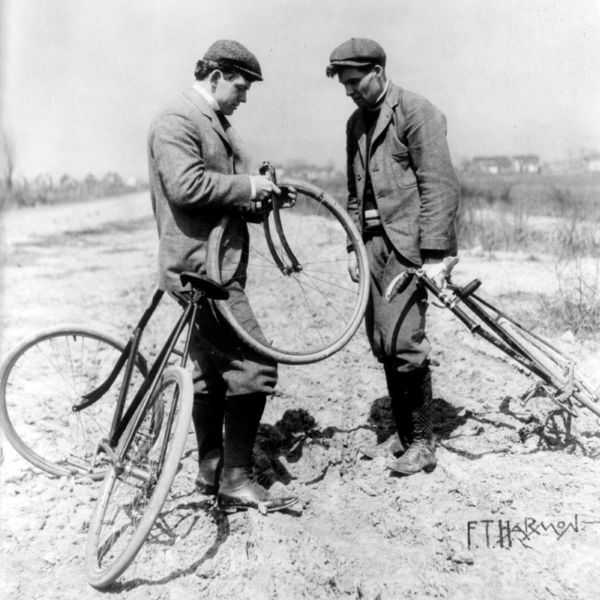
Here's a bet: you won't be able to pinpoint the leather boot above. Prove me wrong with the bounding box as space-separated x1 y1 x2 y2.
195 450 222 495
387 439 436 475
217 393 298 513
384 364 415 451
192 394 224 494
385 365 437 475
217 466 298 513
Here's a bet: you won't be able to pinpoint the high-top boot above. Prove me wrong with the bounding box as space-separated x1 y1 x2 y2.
192 393 224 495
385 365 436 475
217 393 298 513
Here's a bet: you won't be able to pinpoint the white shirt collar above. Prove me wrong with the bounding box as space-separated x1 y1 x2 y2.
375 80 390 104
192 81 220 112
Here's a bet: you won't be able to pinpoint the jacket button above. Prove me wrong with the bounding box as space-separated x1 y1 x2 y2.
356 175 361 180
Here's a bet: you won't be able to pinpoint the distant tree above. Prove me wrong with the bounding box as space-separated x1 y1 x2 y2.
0 131 16 191
83 173 98 194
101 171 125 195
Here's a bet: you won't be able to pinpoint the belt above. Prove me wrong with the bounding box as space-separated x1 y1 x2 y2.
363 209 383 236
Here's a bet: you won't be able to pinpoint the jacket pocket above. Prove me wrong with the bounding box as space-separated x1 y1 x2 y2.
388 140 417 189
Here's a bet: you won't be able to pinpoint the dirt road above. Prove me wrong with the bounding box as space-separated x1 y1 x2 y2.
1 193 600 599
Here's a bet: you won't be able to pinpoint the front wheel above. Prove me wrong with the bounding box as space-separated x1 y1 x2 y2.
85 365 194 589
498 319 600 419
0 326 147 477
207 179 370 364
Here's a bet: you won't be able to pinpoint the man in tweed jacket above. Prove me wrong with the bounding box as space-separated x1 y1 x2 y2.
148 40 297 512
327 38 459 475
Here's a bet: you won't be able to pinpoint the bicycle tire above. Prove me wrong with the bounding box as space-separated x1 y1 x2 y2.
206 178 370 364
497 319 600 418
85 365 193 589
0 326 147 478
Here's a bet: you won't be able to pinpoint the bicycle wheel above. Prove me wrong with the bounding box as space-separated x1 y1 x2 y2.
0 326 147 477
497 319 600 419
85 365 193 589
206 178 369 364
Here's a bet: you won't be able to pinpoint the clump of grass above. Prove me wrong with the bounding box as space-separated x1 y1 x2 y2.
539 255 600 339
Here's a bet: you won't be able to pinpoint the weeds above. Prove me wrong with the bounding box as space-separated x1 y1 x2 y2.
457 173 600 338
539 255 600 339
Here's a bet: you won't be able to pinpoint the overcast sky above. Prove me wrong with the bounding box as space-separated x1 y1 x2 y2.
2 0 599 180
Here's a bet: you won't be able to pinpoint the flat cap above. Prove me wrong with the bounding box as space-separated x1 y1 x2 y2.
204 39 263 81
327 38 386 74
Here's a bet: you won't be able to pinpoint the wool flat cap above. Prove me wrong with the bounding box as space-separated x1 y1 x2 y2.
327 38 386 74
203 39 263 81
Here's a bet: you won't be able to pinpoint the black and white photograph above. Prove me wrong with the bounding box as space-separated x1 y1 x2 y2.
1 1 600 598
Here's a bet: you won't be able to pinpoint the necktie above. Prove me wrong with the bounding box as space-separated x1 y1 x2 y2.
216 112 247 174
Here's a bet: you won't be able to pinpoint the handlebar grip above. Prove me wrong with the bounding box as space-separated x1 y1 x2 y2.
458 279 481 298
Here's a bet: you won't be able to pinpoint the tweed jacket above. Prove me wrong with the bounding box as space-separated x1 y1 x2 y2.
346 82 459 266
148 87 253 291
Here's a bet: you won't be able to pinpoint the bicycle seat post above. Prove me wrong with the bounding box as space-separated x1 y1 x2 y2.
178 292 203 371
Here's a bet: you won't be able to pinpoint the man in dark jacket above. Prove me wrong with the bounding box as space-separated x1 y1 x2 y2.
327 38 459 475
148 40 297 511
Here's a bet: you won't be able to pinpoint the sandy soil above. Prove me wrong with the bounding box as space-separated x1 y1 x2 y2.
1 192 600 600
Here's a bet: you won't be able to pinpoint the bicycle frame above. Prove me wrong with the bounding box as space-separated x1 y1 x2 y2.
73 288 199 453
259 161 302 276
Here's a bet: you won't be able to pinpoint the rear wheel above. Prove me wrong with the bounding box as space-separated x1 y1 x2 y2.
0 326 147 477
207 179 369 364
85 366 194 589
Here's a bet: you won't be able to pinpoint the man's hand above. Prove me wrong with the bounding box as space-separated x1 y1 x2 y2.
421 260 447 289
240 176 281 222
251 175 281 201
347 249 360 282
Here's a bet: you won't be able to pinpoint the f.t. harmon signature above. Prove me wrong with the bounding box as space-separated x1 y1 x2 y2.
467 515 600 549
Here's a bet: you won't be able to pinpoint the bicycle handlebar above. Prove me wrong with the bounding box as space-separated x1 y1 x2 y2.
383 257 485 333
384 256 459 302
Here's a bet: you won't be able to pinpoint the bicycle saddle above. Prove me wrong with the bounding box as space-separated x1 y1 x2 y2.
180 272 229 300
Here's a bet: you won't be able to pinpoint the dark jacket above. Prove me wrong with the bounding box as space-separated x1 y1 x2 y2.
346 82 459 265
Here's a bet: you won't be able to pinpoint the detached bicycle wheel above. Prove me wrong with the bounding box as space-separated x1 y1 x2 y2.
497 319 600 419
207 178 369 364
0 326 147 477
86 365 193 589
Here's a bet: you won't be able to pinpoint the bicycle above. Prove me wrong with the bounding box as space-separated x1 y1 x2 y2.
0 271 227 587
385 257 600 428
83 273 231 587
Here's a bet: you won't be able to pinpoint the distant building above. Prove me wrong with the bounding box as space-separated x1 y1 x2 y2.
513 155 540 174
467 154 540 175
470 156 514 175
282 160 342 182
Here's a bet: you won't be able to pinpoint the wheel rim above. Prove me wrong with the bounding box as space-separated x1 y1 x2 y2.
87 367 192 584
207 179 369 364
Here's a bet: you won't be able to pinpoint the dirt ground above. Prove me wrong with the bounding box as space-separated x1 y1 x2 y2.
1 192 600 600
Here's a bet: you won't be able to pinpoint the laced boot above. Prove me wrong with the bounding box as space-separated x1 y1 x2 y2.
217 467 298 514
385 365 437 476
358 434 406 460
386 439 436 475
